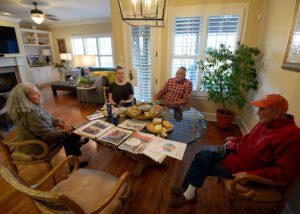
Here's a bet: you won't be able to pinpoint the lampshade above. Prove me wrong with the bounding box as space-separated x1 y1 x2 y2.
60 53 72 61
73 55 96 67
41 49 51 56
31 13 44 24
118 0 167 27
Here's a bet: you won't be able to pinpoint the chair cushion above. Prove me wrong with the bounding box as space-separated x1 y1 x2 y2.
51 168 126 213
11 150 33 161
223 179 282 203
92 71 116 84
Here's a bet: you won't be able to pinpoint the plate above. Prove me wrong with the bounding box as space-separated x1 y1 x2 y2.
146 121 174 134
127 111 160 120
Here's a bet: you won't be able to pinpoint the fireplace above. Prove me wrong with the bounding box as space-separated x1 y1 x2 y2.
0 66 18 93
0 66 19 130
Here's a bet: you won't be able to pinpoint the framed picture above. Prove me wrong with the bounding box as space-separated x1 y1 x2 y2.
57 38 67 53
282 0 300 72
27 55 41 66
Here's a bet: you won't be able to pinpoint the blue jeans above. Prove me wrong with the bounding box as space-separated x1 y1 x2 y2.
183 145 234 189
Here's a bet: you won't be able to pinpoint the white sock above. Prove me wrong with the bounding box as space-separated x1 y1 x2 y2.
183 184 196 200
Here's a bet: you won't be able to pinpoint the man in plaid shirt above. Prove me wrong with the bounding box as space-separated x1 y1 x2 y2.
154 67 192 106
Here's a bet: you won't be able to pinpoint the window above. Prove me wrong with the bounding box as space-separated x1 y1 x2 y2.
131 26 152 102
169 5 246 96
71 35 114 67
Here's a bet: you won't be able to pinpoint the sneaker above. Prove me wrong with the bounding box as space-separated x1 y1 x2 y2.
171 186 185 197
168 195 197 208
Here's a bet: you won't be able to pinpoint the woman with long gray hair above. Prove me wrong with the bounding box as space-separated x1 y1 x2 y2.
5 83 88 166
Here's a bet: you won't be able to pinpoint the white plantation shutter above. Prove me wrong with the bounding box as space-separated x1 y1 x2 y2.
169 8 244 95
71 35 114 67
206 15 240 51
171 17 202 91
131 26 152 102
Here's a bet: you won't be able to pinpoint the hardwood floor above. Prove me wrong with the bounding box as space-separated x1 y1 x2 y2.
0 85 271 214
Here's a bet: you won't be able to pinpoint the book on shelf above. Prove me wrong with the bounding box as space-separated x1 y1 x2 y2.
73 119 114 139
97 127 134 146
117 119 148 131
118 132 166 163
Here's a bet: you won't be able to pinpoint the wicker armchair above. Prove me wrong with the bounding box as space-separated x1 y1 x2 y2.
0 156 133 214
0 126 62 176
222 172 300 214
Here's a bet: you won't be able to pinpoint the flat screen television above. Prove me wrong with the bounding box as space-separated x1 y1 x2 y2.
0 26 20 54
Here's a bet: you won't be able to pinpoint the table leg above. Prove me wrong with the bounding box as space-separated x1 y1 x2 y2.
52 87 57 96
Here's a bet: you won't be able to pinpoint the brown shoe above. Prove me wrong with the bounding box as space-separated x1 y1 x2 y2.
171 186 185 197
168 195 197 208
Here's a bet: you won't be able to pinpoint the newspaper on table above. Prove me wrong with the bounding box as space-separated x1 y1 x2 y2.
97 127 134 146
87 113 105 121
73 119 114 138
147 138 187 160
118 132 166 163
117 119 148 131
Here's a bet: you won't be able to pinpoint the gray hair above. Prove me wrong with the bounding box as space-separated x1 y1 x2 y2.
178 66 187 73
5 83 39 122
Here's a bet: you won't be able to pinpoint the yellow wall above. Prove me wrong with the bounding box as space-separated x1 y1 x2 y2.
241 0 300 129
49 22 112 66
110 0 265 113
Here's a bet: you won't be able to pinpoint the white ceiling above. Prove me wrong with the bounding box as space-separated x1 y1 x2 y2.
0 0 111 26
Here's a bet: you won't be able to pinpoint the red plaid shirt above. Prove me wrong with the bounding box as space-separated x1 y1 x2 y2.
155 78 192 105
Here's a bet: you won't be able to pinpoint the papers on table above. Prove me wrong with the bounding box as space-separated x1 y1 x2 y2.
97 127 133 146
74 119 187 163
147 138 187 160
73 120 114 138
118 119 148 131
87 113 105 121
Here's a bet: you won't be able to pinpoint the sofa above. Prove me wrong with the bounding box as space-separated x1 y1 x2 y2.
76 67 116 104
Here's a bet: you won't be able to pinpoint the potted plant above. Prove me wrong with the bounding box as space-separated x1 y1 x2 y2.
200 42 261 129
54 62 65 73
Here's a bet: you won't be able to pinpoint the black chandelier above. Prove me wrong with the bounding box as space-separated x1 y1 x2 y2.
117 0 167 27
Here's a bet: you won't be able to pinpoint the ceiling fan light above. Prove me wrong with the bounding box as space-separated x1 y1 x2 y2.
31 13 44 24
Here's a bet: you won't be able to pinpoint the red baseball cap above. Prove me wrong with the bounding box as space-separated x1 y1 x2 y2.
251 94 288 113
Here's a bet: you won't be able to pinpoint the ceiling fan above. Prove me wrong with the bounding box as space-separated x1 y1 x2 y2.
31 2 60 24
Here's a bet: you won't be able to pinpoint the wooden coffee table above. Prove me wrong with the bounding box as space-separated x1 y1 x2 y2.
51 82 78 96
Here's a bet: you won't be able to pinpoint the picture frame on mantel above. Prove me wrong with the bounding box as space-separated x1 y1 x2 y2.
282 0 300 72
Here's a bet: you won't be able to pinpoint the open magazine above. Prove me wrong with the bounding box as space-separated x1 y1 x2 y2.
73 120 114 138
118 132 166 163
117 119 148 131
97 127 133 146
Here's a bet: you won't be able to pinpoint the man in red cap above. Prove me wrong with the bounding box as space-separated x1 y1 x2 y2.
169 94 300 208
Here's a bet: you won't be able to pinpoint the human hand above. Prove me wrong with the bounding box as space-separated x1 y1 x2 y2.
63 124 74 134
56 121 65 129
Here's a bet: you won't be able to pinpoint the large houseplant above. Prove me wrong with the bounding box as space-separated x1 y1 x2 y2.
200 42 261 128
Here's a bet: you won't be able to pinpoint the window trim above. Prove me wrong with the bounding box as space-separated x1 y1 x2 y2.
70 33 115 67
167 3 249 97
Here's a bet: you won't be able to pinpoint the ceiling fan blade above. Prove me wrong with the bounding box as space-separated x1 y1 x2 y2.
45 15 60 21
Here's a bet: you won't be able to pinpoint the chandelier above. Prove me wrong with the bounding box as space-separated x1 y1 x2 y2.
117 0 167 27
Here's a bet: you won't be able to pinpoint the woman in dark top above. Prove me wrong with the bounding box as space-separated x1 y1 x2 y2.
109 66 134 106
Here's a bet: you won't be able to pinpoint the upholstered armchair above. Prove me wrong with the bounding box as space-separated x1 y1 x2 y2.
0 156 132 214
0 126 62 177
222 172 300 214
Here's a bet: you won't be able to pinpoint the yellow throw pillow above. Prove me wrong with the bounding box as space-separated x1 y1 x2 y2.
92 71 116 84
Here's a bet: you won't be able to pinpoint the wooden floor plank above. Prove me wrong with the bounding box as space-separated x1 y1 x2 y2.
0 85 271 214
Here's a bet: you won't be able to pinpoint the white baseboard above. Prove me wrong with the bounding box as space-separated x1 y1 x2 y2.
202 112 250 134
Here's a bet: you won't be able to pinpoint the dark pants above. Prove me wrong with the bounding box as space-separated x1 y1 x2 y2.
62 133 82 157
183 145 234 189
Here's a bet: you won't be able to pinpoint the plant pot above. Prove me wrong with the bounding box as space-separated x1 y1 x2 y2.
216 109 235 129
